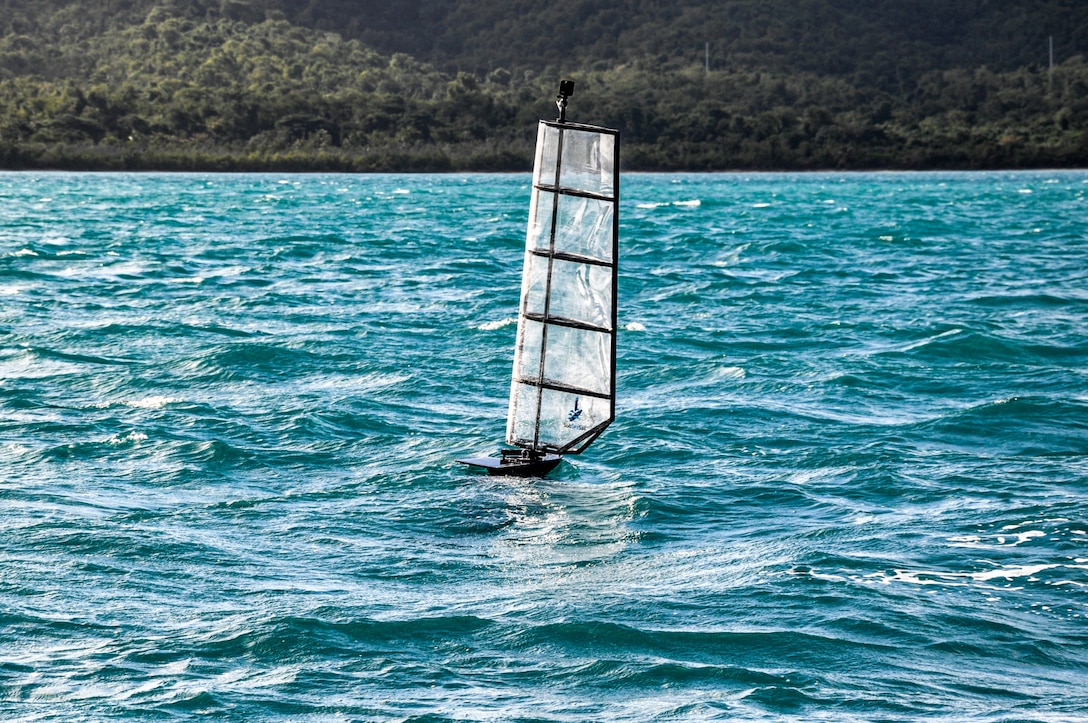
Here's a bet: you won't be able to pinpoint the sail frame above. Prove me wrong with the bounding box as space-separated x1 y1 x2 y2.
506 119 620 455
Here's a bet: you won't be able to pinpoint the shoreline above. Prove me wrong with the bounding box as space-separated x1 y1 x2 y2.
4 141 1085 176
3 164 1087 175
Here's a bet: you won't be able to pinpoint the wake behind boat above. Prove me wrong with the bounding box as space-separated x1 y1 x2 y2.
459 80 620 477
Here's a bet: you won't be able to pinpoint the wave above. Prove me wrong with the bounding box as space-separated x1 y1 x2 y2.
634 199 701 209
968 291 1088 308
121 396 183 410
165 343 326 384
118 614 500 665
906 396 1088 456
511 620 888 662
18 345 137 368
873 328 1061 366
475 316 516 331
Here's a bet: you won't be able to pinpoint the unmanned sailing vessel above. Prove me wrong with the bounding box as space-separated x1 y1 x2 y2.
458 80 620 476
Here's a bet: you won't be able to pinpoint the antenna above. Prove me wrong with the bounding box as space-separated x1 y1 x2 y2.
1049 35 1054 95
556 79 575 123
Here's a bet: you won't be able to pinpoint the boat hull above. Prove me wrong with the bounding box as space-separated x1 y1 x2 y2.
457 453 563 477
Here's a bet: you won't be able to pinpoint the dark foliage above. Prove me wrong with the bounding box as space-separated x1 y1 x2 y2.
1 0 1086 171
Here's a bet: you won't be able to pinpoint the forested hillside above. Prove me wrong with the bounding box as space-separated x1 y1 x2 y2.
1 0 1087 171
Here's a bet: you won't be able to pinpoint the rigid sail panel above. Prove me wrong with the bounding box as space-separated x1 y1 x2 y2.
540 324 611 397
524 256 612 329
548 260 612 329
536 123 560 183
508 382 612 453
511 317 543 380
553 194 614 263
558 128 615 197
507 119 619 454
529 192 614 263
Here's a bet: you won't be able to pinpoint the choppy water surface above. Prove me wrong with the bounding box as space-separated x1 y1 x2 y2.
1 170 1086 721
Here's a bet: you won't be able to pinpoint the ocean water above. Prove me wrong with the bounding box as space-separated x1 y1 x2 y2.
1 169 1086 722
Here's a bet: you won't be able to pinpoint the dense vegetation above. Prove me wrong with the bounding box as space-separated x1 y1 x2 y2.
1 0 1087 171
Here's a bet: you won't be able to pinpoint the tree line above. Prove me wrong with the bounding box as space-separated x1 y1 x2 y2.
1 1 1086 171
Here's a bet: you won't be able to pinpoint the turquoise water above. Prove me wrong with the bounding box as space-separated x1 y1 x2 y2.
1 170 1086 721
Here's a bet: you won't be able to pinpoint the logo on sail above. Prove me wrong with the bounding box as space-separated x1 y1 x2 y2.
565 397 587 430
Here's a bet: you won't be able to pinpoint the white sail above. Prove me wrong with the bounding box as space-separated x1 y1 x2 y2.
506 120 619 454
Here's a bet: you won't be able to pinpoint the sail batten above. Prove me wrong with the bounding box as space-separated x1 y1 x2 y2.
513 376 613 400
528 248 614 268
521 312 611 334
533 185 615 203
506 119 620 455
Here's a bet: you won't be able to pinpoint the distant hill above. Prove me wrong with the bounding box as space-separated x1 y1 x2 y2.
290 0 1088 82
1 0 1086 171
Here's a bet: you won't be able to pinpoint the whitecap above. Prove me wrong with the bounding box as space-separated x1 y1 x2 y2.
871 561 1068 588
714 365 745 380
883 569 967 587
787 465 850 486
995 530 1045 546
3 443 33 457
711 243 749 267
477 317 516 331
203 265 251 278
124 396 182 410
624 322 646 332
947 535 984 548
108 431 148 445
98 261 147 277
113 679 166 701
889 327 964 353
969 563 1058 582
635 199 700 209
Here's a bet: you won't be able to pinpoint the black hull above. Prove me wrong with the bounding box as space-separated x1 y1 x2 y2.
457 452 563 477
